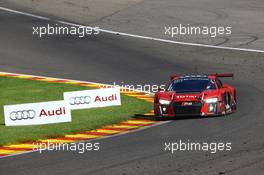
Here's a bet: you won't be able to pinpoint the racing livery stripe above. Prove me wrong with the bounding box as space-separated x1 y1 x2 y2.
0 72 155 158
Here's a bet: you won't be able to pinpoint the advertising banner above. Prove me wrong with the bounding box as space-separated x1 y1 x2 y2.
64 87 121 110
4 101 71 126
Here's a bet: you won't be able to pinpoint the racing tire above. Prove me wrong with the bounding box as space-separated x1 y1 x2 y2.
154 116 164 121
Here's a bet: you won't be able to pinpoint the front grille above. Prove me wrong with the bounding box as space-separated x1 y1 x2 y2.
173 102 202 115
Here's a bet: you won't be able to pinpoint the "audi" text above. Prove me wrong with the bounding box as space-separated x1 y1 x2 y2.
39 107 66 117
94 94 117 102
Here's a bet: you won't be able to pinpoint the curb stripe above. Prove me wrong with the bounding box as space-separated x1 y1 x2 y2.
118 122 152 126
50 137 94 141
95 129 121 134
3 144 35 149
106 125 139 129
100 127 132 131
126 121 154 124
0 154 8 157
0 149 25 154
0 147 33 151
38 139 76 143
80 131 110 136
64 134 99 139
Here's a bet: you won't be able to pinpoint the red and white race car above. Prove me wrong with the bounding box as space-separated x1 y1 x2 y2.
154 73 237 119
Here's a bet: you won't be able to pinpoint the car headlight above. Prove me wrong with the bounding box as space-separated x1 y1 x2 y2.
159 99 170 105
204 97 218 103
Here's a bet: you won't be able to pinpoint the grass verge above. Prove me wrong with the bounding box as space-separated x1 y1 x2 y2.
0 76 152 146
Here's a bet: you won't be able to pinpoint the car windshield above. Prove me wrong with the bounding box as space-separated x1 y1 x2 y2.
168 78 215 93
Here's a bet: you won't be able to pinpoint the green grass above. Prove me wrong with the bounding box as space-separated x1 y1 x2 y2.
0 77 152 146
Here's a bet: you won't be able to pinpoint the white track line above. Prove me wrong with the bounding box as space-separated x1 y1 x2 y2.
0 6 264 54
0 6 50 20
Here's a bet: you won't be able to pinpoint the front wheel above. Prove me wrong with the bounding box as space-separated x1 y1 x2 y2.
154 115 164 121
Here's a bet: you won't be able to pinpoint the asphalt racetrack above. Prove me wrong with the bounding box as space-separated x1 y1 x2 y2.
0 1 264 174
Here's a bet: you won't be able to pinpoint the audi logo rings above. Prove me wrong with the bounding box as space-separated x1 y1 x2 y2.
69 96 91 105
10 110 36 121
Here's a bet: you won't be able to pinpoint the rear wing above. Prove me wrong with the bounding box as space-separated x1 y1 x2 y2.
209 73 234 78
170 73 234 80
211 73 234 78
170 74 178 80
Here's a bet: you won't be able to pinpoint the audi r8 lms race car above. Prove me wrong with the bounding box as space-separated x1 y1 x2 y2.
154 73 237 119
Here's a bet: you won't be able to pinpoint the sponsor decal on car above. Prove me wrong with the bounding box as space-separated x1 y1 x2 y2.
176 95 198 99
181 102 193 106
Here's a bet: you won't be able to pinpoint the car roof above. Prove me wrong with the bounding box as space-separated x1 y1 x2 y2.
179 75 207 78
175 75 214 79
170 75 218 81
